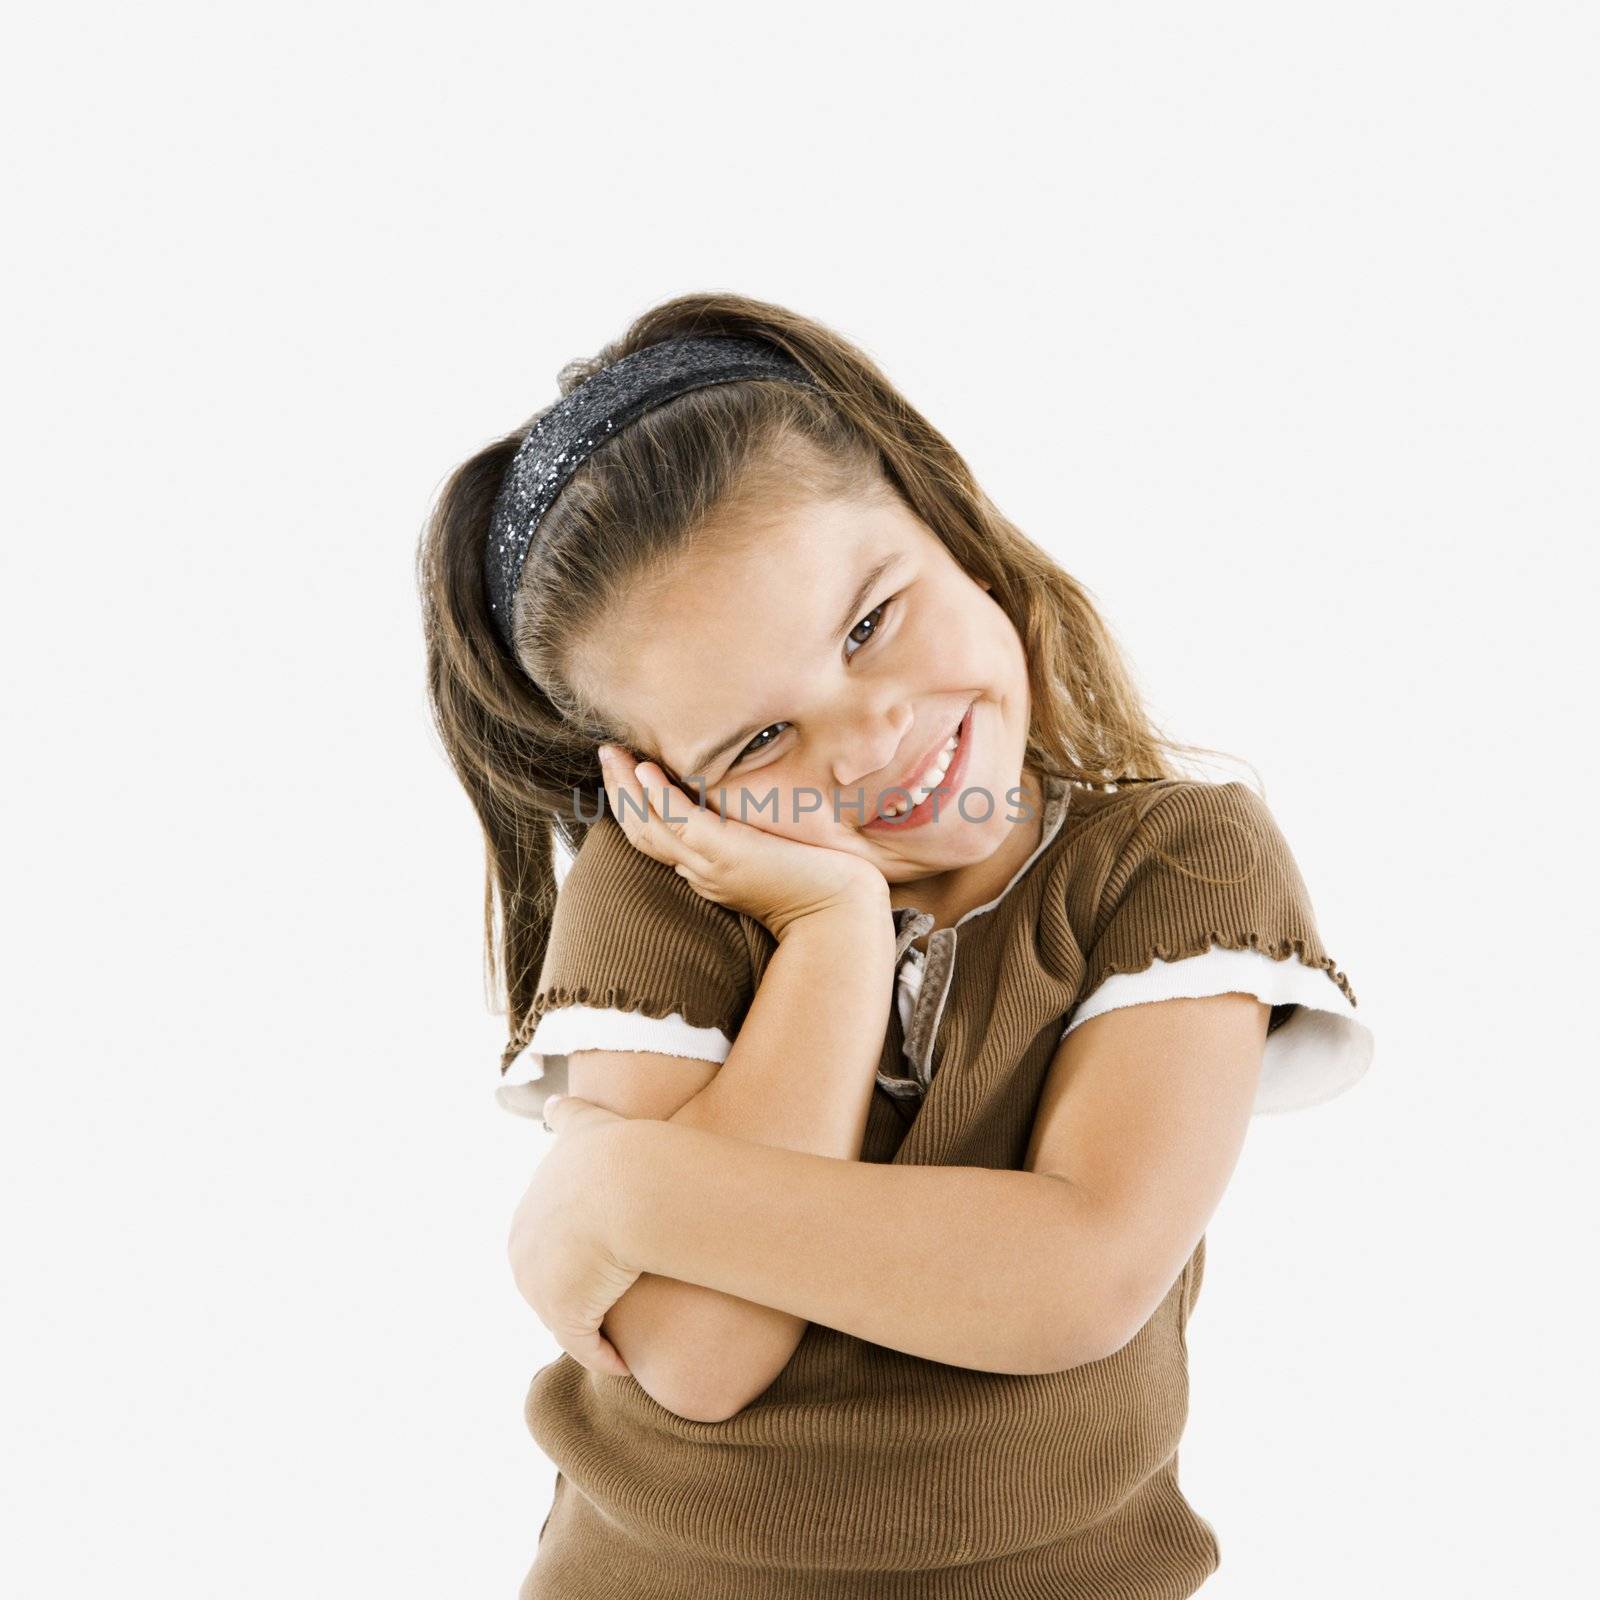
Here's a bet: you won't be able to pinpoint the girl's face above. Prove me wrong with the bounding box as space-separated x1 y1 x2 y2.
572 482 1038 896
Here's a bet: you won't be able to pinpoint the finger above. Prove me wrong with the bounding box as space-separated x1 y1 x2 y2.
562 1329 631 1379
597 744 645 839
601 745 674 857
541 1094 622 1138
598 743 648 812
611 755 720 876
539 1093 560 1134
540 1091 601 1136
595 744 624 823
633 760 725 854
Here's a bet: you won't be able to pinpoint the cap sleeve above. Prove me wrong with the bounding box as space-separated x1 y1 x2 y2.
496 816 757 1120
1063 780 1374 1115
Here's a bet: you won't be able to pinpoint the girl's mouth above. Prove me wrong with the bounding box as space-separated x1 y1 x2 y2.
861 701 976 833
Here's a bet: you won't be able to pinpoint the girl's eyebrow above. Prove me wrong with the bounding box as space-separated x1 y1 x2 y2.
681 551 905 778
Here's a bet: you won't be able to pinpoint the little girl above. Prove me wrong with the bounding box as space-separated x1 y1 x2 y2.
418 292 1374 1599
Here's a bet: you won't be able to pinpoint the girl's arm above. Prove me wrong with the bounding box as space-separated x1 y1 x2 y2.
600 991 1270 1376
577 887 895 1422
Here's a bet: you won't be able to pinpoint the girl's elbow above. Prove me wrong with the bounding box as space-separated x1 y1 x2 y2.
1038 1311 1127 1374
606 1284 806 1421
651 1367 772 1424
679 1356 794 1422
676 1386 753 1425
621 1350 731 1423
1049 1273 1176 1371
1033 1251 1159 1371
665 1384 744 1425
1026 1207 1149 1371
619 1338 776 1424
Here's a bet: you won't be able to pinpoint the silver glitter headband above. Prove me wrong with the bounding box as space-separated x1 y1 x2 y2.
484 334 820 654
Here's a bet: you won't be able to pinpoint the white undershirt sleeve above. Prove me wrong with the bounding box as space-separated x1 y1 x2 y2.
495 1006 734 1120
1060 946 1374 1115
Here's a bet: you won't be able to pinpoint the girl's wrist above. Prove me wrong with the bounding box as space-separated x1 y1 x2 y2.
771 881 893 949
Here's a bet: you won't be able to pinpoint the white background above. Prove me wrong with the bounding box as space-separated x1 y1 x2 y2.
4 3 1594 1595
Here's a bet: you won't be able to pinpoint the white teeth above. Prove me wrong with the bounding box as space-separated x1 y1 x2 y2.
881 726 964 817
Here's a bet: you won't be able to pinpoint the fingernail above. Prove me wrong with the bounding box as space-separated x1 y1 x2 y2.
597 745 613 765
633 762 651 783
545 1093 564 1110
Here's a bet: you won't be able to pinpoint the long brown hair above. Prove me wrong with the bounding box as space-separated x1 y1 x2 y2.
416 291 1244 1076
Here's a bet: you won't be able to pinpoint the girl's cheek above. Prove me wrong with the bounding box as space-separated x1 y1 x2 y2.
729 784 836 844
904 592 991 680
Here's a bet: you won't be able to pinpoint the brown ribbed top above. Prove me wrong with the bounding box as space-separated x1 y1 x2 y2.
516 775 1360 1599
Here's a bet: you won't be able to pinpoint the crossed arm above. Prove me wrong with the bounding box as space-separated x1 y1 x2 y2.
564 913 1268 1419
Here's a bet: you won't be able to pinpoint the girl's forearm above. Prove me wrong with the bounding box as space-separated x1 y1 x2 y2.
608 1119 1119 1376
669 891 896 1157
600 894 897 1419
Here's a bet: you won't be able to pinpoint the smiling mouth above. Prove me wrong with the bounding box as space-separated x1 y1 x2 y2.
870 701 974 823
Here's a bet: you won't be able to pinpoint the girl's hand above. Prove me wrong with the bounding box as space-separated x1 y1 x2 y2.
597 744 889 942
507 1094 641 1380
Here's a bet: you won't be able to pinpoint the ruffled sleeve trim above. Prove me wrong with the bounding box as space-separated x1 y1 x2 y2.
1062 946 1374 1115
495 1006 734 1120
1081 925 1358 1011
526 984 747 1035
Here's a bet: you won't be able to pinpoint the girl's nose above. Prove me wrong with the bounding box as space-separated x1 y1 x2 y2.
830 702 914 790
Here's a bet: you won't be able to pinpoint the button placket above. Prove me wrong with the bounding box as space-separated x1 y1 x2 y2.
877 909 936 1100
891 907 935 963
903 926 958 1088
869 775 1073 1117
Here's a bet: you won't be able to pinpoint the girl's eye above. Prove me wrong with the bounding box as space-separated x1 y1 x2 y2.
844 599 892 660
728 599 894 772
732 723 790 766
